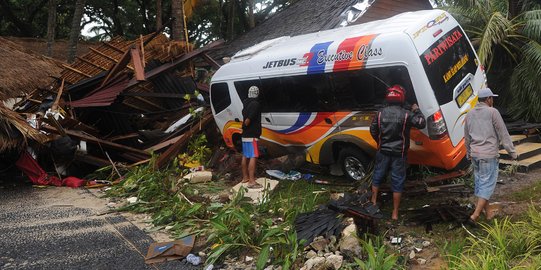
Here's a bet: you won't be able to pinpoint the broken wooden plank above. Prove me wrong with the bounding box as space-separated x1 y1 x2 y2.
146 134 183 152
155 113 213 169
76 56 109 71
90 47 119 63
126 40 224 89
201 52 221 69
51 79 65 112
426 183 466 193
41 125 151 158
130 47 145 81
101 46 133 87
62 64 93 78
74 151 110 167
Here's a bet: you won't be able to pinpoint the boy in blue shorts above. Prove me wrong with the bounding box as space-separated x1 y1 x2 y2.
241 86 262 188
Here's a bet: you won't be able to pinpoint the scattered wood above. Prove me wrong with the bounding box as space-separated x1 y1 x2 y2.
9 29 224 176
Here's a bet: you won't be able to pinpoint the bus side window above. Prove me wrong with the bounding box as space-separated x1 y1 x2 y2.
234 80 261 101
260 77 289 112
386 66 417 105
210 83 231 114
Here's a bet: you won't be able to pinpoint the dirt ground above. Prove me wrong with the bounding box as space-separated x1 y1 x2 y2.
399 168 541 270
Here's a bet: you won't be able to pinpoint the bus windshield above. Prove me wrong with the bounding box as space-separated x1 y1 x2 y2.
420 26 478 106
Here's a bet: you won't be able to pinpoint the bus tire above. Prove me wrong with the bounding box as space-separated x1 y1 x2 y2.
339 147 369 181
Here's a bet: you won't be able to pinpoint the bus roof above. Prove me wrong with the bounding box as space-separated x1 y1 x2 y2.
214 9 456 81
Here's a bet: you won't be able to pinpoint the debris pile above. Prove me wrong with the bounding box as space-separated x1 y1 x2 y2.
295 186 383 247
11 27 223 176
407 200 473 232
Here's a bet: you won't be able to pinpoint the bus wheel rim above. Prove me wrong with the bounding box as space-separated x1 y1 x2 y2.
344 156 365 181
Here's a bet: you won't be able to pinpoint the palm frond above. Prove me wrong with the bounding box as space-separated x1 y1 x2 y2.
477 11 513 67
508 41 541 121
521 10 541 42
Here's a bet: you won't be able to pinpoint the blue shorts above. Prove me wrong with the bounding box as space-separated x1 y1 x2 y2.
242 138 259 158
372 151 407 192
472 157 499 200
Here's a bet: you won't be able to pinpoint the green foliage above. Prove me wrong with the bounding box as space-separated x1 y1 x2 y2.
443 0 541 121
108 162 328 269
445 205 541 269
442 239 467 269
205 181 326 268
354 238 400 270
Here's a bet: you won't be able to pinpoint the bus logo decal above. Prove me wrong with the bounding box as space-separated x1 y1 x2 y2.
333 34 379 71
307 41 333 74
413 12 449 38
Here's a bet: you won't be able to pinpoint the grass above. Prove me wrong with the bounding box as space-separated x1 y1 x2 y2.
442 205 541 270
510 180 541 202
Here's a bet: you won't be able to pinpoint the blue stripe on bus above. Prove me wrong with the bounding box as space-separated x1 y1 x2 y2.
307 41 333 74
274 112 312 134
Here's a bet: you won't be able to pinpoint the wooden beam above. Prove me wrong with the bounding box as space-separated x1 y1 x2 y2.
155 113 213 169
130 47 145 81
42 125 151 158
62 64 93 78
100 46 133 87
125 40 224 89
146 135 182 152
74 151 110 167
201 53 221 69
89 48 119 63
51 79 64 111
76 56 109 71
103 42 126 53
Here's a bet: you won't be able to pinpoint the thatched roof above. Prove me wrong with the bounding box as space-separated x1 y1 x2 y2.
0 37 63 100
4 36 92 63
0 103 46 152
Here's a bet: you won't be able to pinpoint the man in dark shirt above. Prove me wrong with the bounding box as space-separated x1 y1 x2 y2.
241 86 262 188
370 85 426 221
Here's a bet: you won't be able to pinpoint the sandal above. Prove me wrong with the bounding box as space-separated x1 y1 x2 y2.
247 182 263 189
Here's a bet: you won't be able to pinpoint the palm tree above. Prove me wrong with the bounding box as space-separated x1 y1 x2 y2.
171 0 187 41
67 0 86 63
443 0 541 121
46 0 56 57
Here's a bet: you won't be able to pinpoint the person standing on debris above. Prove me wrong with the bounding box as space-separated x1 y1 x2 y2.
465 88 517 223
370 85 426 221
241 86 263 189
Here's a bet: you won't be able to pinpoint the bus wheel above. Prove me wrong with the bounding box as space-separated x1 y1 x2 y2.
339 147 369 181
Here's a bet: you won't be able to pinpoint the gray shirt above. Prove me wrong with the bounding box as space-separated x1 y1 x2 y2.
464 102 516 159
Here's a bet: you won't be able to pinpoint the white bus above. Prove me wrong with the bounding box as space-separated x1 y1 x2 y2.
210 9 486 181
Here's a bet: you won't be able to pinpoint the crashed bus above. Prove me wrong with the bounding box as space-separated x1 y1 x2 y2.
210 9 486 181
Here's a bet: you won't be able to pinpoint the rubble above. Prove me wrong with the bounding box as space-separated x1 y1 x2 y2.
8 26 224 178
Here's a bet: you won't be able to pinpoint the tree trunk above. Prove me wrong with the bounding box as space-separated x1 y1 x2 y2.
46 0 56 57
67 0 86 63
248 0 255 29
112 0 124 36
171 0 186 41
226 0 235 40
156 0 162 30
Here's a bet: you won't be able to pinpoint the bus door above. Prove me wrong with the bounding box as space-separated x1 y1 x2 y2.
420 26 480 146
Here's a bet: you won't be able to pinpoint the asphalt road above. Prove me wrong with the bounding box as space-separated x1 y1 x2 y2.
0 180 200 270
